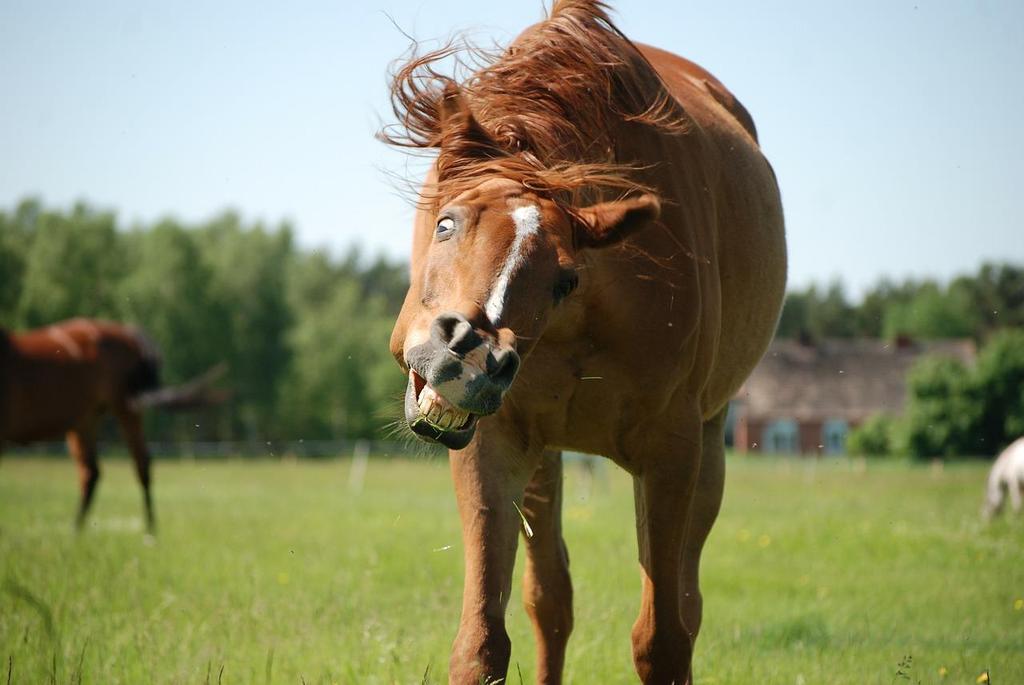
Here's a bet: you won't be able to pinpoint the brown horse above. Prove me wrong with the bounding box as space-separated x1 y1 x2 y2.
0 318 218 533
384 2 785 683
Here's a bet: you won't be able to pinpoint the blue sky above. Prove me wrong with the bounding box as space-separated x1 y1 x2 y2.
1 1 1021 297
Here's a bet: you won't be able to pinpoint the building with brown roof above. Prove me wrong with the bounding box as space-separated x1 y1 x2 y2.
730 337 976 455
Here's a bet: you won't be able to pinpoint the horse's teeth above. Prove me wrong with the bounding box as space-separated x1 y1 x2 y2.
416 381 471 430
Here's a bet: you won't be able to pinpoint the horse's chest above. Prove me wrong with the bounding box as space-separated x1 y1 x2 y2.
512 340 673 457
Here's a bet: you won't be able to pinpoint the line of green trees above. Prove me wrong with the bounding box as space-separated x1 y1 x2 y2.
1 198 408 443
776 265 1024 342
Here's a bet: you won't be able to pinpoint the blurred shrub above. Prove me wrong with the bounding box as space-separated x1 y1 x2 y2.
898 330 1024 459
899 356 980 458
973 329 1024 450
846 414 898 457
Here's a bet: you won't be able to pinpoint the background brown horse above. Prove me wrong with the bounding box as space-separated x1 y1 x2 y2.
0 318 221 532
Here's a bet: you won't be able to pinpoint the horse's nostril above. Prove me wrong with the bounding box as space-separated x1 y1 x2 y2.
433 312 483 356
432 312 463 344
448 321 482 356
488 348 520 387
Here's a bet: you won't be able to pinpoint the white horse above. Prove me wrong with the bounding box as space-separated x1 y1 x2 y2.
983 437 1024 519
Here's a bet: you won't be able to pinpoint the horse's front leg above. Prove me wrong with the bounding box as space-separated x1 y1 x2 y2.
448 420 541 684
521 449 573 684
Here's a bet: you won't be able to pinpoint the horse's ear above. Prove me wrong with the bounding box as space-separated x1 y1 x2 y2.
574 194 661 249
438 83 469 129
436 84 503 178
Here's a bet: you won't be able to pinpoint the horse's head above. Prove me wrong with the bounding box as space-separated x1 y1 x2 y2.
390 90 659 448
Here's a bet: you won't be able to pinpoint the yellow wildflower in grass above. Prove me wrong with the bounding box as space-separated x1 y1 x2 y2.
977 671 989 683
277 571 290 586
1014 598 1023 611
757 534 772 548
938 666 948 677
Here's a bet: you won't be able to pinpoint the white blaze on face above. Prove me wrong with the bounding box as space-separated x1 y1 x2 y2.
484 204 540 326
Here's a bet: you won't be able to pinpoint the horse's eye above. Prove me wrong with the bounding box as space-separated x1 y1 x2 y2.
436 216 456 241
553 272 579 304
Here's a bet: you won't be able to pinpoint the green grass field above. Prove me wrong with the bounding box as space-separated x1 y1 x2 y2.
1 454 1022 684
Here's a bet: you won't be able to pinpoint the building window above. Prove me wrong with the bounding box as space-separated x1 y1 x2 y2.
822 419 849 455
763 419 799 454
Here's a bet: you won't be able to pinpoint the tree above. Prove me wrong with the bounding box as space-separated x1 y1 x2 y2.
195 214 295 438
119 221 229 384
856 278 916 339
896 331 1024 459
0 206 31 325
280 271 404 440
881 281 977 340
807 282 857 339
898 356 981 458
951 263 1024 337
973 329 1024 452
775 282 857 340
775 290 810 339
846 414 898 457
16 203 127 327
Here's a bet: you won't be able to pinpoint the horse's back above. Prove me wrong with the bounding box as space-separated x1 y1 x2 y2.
994 438 1024 484
17 318 148 364
637 44 759 144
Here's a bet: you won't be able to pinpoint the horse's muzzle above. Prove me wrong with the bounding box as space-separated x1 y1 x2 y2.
403 311 520 450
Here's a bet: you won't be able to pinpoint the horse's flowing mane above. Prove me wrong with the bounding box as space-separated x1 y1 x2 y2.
380 0 688 207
